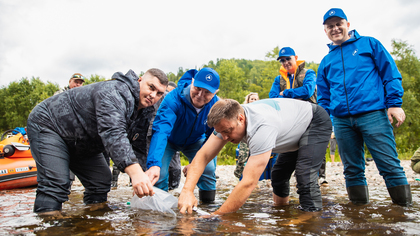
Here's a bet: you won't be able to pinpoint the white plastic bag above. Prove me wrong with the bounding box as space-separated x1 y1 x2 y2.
130 187 178 216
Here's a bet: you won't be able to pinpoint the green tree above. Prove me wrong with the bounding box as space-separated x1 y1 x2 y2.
84 74 107 85
391 39 420 153
214 59 247 102
0 77 58 131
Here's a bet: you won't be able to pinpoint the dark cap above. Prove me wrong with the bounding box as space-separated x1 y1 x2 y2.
70 73 85 82
168 81 177 88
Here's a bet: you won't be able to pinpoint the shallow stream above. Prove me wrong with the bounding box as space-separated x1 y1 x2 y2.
1 164 419 235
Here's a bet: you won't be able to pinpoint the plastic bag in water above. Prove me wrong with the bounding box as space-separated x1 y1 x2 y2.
130 187 178 216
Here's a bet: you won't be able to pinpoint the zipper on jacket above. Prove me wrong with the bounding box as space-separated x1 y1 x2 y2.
341 46 351 116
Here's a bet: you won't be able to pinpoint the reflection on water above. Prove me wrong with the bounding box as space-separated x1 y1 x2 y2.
1 169 419 235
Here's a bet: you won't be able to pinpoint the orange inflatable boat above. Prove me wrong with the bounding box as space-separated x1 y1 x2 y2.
0 129 37 190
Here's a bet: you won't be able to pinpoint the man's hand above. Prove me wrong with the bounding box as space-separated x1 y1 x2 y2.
178 189 198 214
279 91 284 96
145 166 161 185
124 164 155 198
388 107 406 127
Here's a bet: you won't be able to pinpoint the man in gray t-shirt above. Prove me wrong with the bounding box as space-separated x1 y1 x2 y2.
178 98 332 214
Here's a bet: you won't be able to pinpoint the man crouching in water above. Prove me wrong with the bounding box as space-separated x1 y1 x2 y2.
178 98 331 214
27 68 168 216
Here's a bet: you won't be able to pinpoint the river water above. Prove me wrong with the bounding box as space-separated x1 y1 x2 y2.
1 162 419 235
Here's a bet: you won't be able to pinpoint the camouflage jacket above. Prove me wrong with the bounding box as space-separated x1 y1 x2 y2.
54 85 71 95
234 142 250 178
411 147 420 174
28 70 157 172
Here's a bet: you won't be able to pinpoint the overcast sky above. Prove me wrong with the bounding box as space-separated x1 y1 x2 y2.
1 0 419 88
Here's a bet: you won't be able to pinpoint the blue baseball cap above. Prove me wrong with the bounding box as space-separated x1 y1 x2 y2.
193 67 220 93
277 47 295 61
323 8 347 24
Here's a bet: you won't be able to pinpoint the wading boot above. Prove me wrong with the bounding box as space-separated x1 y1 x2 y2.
199 190 216 203
34 192 63 213
346 185 369 205
387 184 412 207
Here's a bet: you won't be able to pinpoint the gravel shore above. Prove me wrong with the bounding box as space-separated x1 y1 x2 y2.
86 159 418 190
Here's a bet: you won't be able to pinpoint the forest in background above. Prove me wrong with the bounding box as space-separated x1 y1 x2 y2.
1 40 419 162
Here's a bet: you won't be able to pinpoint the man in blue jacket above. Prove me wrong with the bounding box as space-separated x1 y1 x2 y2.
317 8 411 206
269 47 317 104
146 67 220 202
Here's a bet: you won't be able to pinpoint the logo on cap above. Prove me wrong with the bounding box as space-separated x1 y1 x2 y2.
206 74 212 81
329 10 335 16
281 49 286 54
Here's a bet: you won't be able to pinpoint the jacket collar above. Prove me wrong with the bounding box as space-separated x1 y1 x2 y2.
327 29 360 52
279 60 306 79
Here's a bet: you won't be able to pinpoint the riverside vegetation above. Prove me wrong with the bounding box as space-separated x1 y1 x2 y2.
1 41 419 165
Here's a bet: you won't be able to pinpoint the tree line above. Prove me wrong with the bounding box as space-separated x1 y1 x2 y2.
1 40 418 159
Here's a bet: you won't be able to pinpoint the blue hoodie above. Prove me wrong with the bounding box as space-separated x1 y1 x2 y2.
147 69 219 168
317 30 404 117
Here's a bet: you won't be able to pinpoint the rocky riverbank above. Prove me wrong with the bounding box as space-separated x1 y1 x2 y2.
74 160 419 190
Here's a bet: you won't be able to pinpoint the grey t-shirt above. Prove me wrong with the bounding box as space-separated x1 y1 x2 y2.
216 98 313 156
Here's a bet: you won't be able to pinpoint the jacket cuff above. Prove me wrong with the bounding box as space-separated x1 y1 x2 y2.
147 160 162 169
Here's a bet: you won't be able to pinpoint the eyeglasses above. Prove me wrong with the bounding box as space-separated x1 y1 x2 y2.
72 75 85 80
279 57 292 64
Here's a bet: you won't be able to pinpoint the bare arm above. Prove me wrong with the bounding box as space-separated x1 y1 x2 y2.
212 150 271 215
178 133 228 214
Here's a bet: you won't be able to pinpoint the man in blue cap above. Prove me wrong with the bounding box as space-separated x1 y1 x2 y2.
269 47 317 104
146 67 220 202
268 47 329 186
317 8 412 206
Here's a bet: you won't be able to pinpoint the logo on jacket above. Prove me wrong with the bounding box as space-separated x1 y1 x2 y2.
206 74 212 81
329 10 335 16
353 49 358 56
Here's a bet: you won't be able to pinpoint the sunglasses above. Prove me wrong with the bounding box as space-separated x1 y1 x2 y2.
279 57 292 64
72 75 85 80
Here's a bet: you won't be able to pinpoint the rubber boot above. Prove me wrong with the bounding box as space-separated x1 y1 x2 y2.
34 192 62 213
83 193 107 205
111 166 120 187
387 184 412 207
346 185 369 205
199 190 216 203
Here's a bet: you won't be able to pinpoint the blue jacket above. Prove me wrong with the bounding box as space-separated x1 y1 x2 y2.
269 60 316 101
147 69 219 168
317 30 404 117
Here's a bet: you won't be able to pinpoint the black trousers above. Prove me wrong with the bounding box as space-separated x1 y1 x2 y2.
271 104 332 211
27 117 111 212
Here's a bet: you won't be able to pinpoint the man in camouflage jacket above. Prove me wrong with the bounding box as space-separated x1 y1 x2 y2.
411 147 420 174
27 69 168 215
